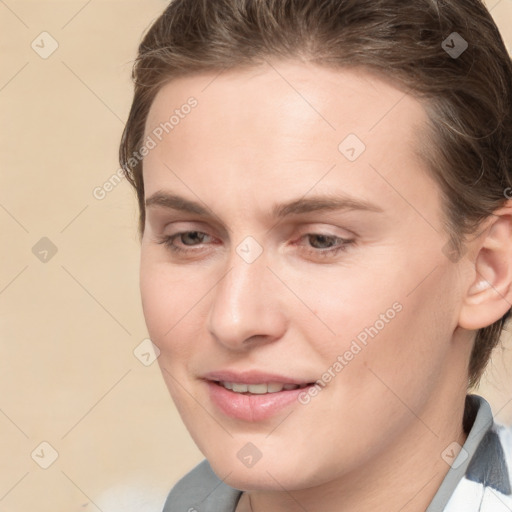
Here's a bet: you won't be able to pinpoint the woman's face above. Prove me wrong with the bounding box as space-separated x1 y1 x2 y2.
139 61 470 491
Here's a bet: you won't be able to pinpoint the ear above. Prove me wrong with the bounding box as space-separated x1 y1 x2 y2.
458 202 512 330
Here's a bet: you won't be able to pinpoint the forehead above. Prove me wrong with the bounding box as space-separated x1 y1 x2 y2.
142 61 437 225
145 61 428 167
146 61 426 131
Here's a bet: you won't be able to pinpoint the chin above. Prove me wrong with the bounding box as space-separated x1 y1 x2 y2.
205 445 324 492
214 463 301 492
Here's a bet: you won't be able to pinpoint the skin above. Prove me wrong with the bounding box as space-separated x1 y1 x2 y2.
139 61 512 512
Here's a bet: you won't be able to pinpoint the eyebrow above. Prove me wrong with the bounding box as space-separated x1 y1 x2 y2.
145 191 383 218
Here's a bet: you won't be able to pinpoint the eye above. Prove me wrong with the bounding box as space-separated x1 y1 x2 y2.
297 233 355 258
156 231 214 253
155 230 355 259
307 234 341 249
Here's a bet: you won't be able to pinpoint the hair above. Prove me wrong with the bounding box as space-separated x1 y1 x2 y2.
119 0 512 387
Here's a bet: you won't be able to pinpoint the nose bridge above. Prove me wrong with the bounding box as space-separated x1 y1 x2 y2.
207 244 286 349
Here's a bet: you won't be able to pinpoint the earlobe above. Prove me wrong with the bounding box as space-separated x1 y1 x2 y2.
458 203 512 331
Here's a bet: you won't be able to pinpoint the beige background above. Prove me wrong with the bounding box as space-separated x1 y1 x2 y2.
1 1 511 511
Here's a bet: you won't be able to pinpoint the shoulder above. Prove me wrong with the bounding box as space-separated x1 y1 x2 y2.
496 423 512 455
161 459 242 512
466 421 512 492
443 398 512 512
451 423 512 511
430 395 512 511
494 421 512 485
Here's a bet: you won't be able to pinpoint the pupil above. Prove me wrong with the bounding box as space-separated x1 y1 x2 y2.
183 232 203 245
310 234 334 249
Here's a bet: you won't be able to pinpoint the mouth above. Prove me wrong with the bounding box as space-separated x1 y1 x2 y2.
211 380 312 394
205 379 317 422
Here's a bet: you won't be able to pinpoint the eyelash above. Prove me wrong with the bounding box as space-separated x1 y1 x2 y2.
156 231 355 258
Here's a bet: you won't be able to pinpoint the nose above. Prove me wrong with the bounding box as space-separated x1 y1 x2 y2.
206 247 288 351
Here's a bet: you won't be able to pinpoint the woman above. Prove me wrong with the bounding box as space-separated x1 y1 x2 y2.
119 1 512 510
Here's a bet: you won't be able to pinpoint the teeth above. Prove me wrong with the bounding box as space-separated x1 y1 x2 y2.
232 383 249 393
268 382 287 392
219 381 302 394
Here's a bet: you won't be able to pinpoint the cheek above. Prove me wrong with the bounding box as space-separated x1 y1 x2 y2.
140 263 172 340
297 257 456 392
339 270 458 405
283 259 406 350
140 257 189 347
139 255 214 368
140 261 199 407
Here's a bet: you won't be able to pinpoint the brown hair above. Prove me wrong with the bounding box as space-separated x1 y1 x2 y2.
119 0 512 387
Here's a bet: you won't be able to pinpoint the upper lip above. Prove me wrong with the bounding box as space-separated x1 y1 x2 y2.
202 370 314 385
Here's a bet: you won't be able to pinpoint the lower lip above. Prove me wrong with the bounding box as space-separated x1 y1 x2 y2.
206 381 313 422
